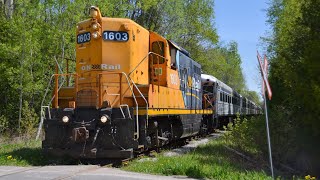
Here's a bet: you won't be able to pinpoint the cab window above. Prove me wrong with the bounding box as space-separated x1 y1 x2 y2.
170 47 176 69
152 41 165 64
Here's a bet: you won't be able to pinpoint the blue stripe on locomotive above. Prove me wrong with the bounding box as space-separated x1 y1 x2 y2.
176 50 202 109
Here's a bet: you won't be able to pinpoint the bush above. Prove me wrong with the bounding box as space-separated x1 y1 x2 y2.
223 112 313 176
0 115 9 134
224 115 266 157
20 101 39 137
0 101 39 141
0 115 11 143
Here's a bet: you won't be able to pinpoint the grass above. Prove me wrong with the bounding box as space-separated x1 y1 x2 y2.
0 136 301 179
0 140 76 166
123 139 273 179
0 137 272 179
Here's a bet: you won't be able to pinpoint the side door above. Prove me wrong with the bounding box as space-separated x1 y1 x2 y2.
149 32 169 87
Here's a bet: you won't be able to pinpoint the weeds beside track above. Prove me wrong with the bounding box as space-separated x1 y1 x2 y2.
0 133 291 179
122 139 273 179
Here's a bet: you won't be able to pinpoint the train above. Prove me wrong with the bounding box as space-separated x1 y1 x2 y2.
41 6 261 159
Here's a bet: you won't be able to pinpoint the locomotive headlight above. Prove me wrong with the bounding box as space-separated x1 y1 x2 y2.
62 116 69 123
92 31 100 39
100 115 108 123
92 23 99 30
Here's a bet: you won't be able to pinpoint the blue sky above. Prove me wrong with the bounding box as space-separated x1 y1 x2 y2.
214 0 270 94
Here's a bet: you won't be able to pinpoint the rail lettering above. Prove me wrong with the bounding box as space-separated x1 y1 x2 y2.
81 64 121 71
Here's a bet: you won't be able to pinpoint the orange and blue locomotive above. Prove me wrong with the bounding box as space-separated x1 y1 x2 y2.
41 6 260 159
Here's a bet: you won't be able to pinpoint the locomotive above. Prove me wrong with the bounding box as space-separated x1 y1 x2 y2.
41 6 261 159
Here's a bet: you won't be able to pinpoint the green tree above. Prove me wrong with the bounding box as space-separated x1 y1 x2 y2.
0 1 249 144
262 0 320 175
198 42 246 93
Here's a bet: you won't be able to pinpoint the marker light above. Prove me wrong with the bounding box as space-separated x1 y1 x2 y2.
62 116 69 123
100 115 108 123
92 31 99 39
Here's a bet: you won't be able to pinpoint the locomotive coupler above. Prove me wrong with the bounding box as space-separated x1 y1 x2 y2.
72 127 89 142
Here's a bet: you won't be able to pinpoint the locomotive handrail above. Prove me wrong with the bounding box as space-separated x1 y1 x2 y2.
127 76 149 126
36 74 57 140
120 104 132 119
36 73 78 140
98 72 140 140
128 52 168 77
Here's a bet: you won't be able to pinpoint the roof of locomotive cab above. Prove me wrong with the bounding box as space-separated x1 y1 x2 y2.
168 40 191 57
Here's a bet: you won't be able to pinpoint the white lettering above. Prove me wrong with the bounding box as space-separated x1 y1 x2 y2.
81 65 91 71
192 77 196 88
101 64 108 70
170 74 178 85
81 64 121 71
108 32 114 40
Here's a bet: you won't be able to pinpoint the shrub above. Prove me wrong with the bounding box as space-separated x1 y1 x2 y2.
224 115 266 156
0 115 9 134
20 101 39 137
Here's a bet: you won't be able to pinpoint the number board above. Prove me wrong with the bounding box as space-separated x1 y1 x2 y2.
103 31 129 42
77 32 91 44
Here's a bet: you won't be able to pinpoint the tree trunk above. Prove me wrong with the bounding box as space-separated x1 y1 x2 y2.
4 0 13 19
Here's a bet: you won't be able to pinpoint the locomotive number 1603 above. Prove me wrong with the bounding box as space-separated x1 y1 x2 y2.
77 32 91 44
103 31 129 42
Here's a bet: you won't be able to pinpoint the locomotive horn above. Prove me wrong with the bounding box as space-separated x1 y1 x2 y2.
89 6 102 19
